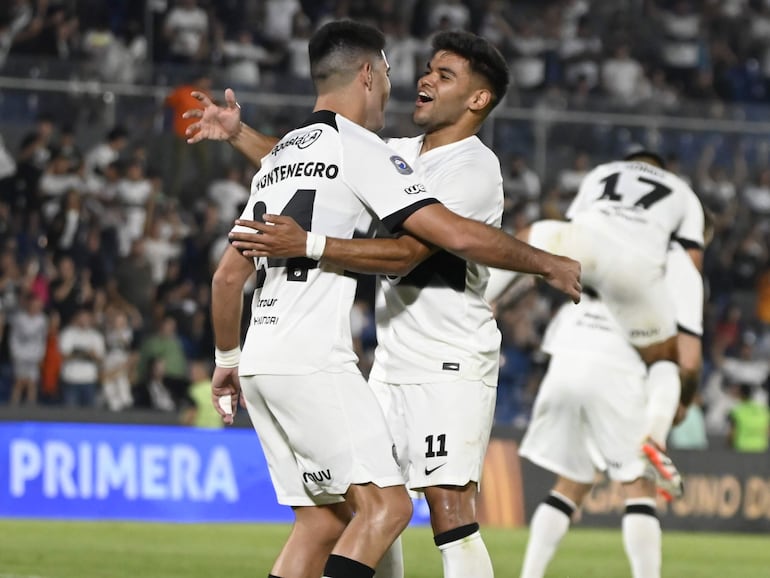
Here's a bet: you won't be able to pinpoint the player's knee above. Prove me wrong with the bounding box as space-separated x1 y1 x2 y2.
367 488 413 536
425 483 478 532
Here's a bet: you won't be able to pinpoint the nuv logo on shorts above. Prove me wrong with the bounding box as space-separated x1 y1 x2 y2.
303 469 332 484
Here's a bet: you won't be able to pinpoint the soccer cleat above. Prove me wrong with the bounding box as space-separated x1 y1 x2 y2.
642 441 684 501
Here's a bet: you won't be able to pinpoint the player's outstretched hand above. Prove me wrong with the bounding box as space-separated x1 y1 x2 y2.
211 365 242 425
230 215 308 259
183 88 242 144
543 254 582 303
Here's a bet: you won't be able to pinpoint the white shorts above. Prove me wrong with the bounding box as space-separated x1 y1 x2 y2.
369 377 496 491
528 219 676 347
241 371 404 507
13 361 40 382
519 353 648 484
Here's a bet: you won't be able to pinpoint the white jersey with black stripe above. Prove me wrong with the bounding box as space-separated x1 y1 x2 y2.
369 134 504 386
542 242 704 372
566 160 704 263
233 111 439 376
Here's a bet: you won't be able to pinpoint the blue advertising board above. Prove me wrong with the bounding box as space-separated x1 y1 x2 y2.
0 422 431 524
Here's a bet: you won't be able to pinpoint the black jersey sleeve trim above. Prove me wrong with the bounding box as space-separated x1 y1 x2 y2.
381 198 442 233
297 110 338 131
677 323 702 338
673 237 703 251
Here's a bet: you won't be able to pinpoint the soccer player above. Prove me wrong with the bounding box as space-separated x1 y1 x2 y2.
223 30 513 578
205 20 581 578
517 151 705 467
504 239 705 578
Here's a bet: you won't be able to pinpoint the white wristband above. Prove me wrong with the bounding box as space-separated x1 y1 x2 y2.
215 347 241 368
305 232 327 260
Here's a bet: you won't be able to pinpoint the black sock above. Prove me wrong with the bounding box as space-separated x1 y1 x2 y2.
544 492 576 518
268 575 282 578
434 522 480 547
323 554 375 578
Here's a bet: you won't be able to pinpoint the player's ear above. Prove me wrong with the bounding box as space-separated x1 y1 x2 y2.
468 88 492 112
361 61 373 90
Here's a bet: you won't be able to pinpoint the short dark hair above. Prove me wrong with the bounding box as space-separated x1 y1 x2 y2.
308 20 386 86
431 31 510 109
623 147 666 169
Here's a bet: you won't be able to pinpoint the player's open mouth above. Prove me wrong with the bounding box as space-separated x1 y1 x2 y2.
417 91 434 104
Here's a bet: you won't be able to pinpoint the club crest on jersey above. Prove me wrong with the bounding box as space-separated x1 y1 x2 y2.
389 155 413 175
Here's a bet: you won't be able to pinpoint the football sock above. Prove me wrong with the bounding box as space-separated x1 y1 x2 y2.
268 575 282 578
520 492 576 578
622 498 661 578
434 523 493 578
323 554 375 578
374 536 404 578
645 360 681 447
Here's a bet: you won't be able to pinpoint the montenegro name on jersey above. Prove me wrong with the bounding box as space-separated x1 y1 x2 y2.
566 160 704 262
233 111 438 376
369 134 504 386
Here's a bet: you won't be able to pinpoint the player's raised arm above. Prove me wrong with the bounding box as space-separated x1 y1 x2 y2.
401 202 582 303
183 88 279 168
230 216 436 277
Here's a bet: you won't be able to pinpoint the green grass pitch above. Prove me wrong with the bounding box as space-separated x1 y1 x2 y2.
0 520 768 577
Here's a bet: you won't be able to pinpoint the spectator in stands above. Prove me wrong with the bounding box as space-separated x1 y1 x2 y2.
261 0 302 45
428 0 471 32
162 0 209 64
218 29 277 88
206 166 249 227
84 126 129 185
181 359 221 428
164 72 212 198
58 307 105 407
143 216 183 285
728 383 770 452
669 394 709 450
510 19 551 91
560 15 602 91
49 254 93 326
8 292 47 405
101 308 134 411
137 316 188 405
601 43 647 106
116 159 153 256
658 0 706 96
503 154 541 222
384 18 426 89
112 238 154 319
286 11 313 81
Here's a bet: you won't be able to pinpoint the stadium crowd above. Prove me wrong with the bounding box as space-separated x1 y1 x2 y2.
0 0 768 448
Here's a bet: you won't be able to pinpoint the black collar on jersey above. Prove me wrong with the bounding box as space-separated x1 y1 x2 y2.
298 110 338 131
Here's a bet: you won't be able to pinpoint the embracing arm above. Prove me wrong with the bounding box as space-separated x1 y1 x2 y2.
402 203 582 302
183 88 279 169
229 216 435 277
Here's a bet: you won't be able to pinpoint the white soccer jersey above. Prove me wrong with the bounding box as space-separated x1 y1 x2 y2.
542 242 704 370
234 111 439 376
666 242 703 337
369 135 504 386
566 160 704 263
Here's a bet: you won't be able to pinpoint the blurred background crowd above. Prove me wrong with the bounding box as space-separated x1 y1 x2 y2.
0 0 768 448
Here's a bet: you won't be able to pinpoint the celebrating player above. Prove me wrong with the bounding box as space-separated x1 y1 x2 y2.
205 20 581 578
517 151 704 468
